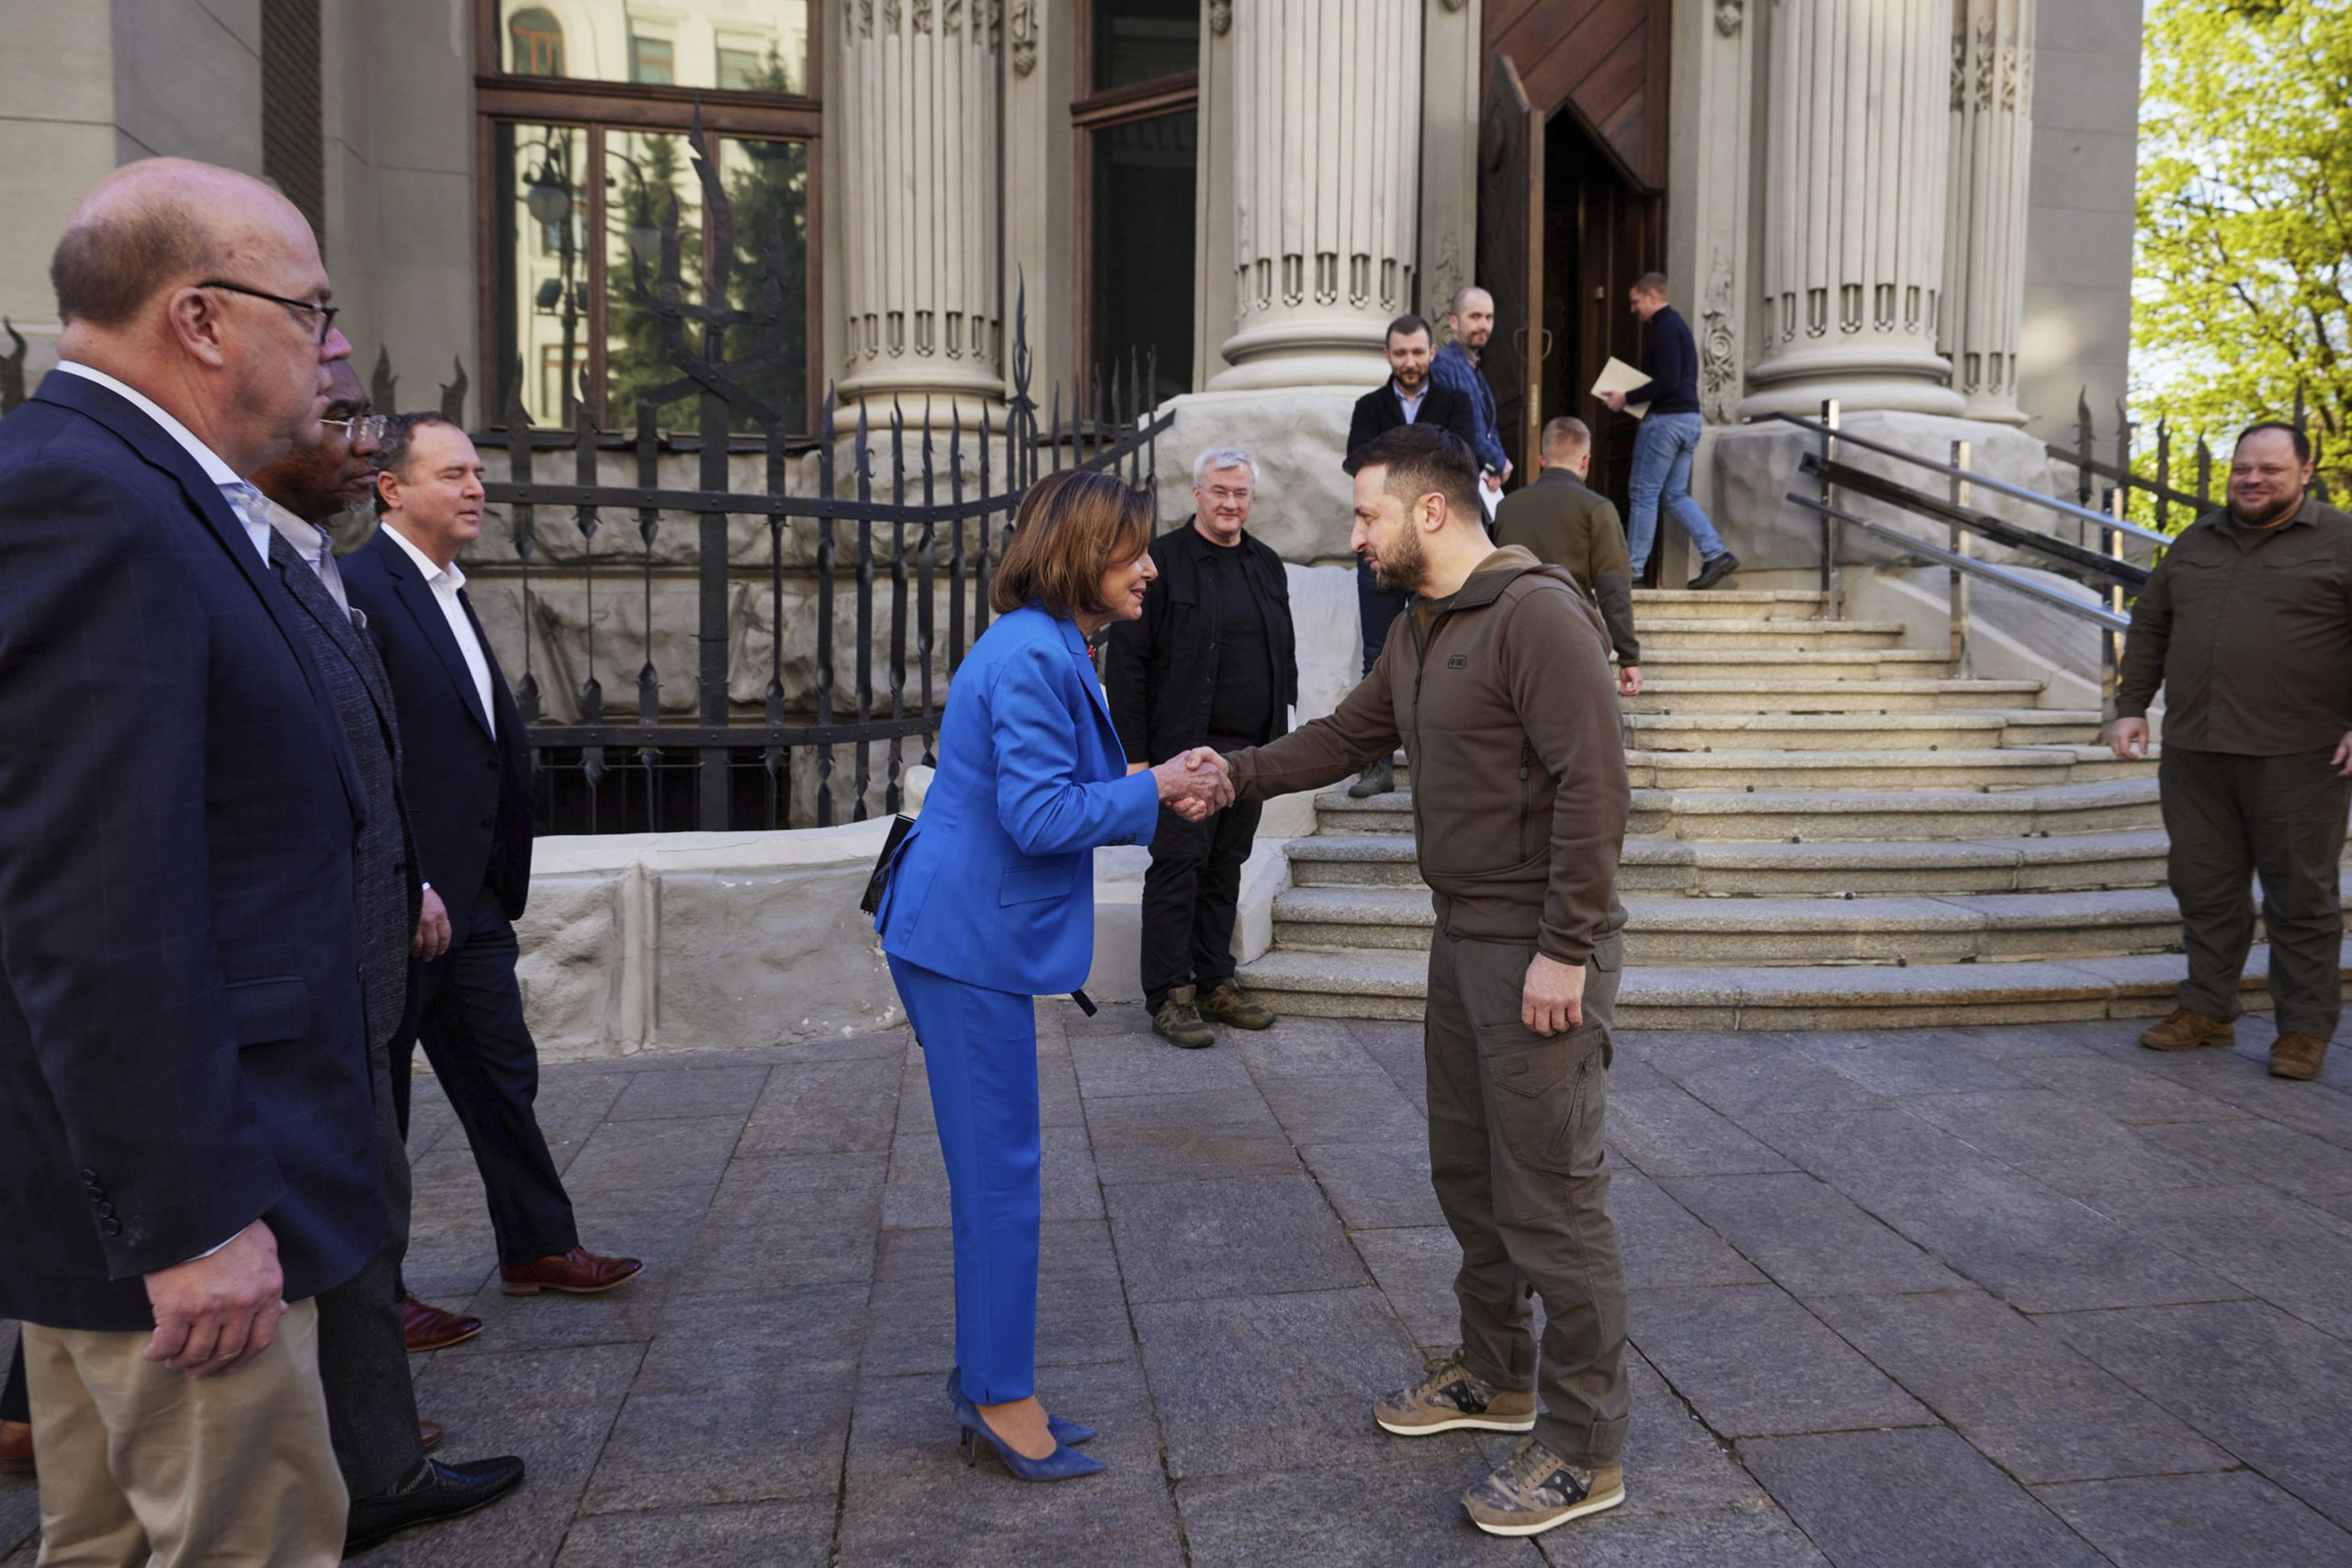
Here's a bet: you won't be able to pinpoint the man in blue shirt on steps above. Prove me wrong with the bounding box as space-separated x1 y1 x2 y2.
1600 272 1739 591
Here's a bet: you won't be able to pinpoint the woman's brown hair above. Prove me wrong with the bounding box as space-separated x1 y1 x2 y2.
989 468 1156 619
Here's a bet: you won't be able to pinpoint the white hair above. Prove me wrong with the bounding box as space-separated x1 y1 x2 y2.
1192 446 1259 488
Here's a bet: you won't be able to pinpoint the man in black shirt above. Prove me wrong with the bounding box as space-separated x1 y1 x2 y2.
1105 447 1299 1048
1601 273 1738 590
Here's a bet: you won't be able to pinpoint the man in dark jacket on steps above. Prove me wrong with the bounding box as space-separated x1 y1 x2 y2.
1201 423 1634 1542
1601 272 1737 591
1492 415 1643 696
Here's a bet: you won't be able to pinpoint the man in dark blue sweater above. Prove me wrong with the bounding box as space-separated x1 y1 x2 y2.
1601 272 1737 590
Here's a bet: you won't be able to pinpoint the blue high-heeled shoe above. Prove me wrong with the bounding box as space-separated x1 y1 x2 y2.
946 1368 1094 1447
947 1373 1104 1481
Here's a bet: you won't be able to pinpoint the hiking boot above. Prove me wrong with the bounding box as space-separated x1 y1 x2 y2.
1462 1438 1625 1539
2270 1032 2330 1080
1373 1350 1535 1438
1196 979 1274 1031
2140 1008 2235 1052
1687 551 1740 591
1151 987 1216 1049
1347 758 1395 798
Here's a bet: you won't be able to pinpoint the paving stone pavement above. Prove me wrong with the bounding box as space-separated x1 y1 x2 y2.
5 1008 2351 1565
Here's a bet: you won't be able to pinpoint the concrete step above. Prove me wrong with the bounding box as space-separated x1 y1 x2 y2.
1627 678 2048 714
1634 649 1956 682
1628 589 1830 621
1313 776 2164 840
1286 829 2180 897
1634 618 1909 652
1269 880 2349 965
1623 747 2154 793
1623 711 2105 752
1235 941 2352 1031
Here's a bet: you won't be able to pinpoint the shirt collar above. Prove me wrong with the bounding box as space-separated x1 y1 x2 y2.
263 497 329 563
54 361 243 489
383 517 466 591
1393 379 1425 408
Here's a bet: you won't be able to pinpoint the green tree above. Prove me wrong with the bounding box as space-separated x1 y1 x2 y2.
2134 0 2350 502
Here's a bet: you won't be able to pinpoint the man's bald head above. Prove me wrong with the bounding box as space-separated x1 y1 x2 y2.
49 159 346 476
51 161 298 328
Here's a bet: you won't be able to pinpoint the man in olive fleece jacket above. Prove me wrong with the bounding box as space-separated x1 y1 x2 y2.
1204 423 1633 1540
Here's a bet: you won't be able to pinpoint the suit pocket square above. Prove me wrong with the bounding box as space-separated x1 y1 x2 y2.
224 976 311 1047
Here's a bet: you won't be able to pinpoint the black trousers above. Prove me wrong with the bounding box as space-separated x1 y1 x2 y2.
1357 558 1411 679
393 891 580 1269
316 1022 424 1498
1 1333 24 1424
2161 745 2351 1038
1141 783 1265 1013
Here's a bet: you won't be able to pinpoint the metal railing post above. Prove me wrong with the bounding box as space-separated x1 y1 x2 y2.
1818 398 1842 615
1948 439 1972 676
2100 486 2127 725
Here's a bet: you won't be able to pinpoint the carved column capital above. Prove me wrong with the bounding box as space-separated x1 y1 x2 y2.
1008 0 1037 73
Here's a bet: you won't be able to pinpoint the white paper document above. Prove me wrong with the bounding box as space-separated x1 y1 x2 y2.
1591 356 1651 420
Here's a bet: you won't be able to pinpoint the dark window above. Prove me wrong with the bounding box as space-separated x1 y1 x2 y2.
260 0 325 243
1075 2 1200 401
1090 113 1195 403
1091 0 1198 91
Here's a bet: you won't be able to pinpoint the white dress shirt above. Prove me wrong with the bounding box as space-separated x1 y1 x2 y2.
1393 379 1427 423
53 360 272 563
262 498 356 620
383 522 496 738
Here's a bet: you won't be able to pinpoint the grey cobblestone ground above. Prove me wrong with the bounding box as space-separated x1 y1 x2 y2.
6 1007 2352 1565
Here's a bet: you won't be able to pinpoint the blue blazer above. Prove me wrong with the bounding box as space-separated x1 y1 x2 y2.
342 528 536 940
880 605 1160 996
0 371 381 1330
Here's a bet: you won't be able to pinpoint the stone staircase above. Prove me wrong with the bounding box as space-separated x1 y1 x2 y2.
1238 588 2352 1030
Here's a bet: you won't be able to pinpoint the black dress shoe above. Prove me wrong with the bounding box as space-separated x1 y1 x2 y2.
345 1455 526 1555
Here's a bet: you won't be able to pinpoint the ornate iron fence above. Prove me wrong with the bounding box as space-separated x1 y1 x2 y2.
2052 385 2329 535
460 115 1168 835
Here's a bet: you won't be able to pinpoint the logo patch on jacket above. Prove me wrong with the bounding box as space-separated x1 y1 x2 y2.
1447 654 1467 669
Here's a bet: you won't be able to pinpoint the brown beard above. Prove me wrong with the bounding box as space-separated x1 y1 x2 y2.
1369 525 1428 595
2228 491 2304 529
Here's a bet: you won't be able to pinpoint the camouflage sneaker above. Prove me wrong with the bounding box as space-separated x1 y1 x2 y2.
1462 1438 1625 1539
1152 987 1216 1050
1196 979 1274 1031
1373 1351 1535 1438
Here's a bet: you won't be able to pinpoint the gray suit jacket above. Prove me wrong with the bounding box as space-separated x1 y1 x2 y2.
268 529 419 1056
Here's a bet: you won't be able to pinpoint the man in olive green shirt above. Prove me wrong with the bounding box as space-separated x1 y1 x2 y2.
2110 423 2352 1080
1491 417 1643 696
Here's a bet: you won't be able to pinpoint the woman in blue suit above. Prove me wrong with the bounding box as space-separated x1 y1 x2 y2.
876 469 1230 1481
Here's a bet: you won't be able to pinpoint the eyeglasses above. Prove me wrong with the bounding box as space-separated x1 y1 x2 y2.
197 279 341 345
322 414 391 444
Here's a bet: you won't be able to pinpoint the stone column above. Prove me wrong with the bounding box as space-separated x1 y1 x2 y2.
1746 0 1965 416
1939 0 2035 423
1208 0 1421 390
836 0 1002 409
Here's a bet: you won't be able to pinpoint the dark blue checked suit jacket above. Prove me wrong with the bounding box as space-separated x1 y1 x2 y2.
0 370 382 1331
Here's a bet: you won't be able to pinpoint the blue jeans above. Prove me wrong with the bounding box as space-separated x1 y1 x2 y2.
888 954 1044 1404
1624 412 1726 575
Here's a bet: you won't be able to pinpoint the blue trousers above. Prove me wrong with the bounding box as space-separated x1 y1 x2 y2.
1624 411 1727 574
888 954 1043 1404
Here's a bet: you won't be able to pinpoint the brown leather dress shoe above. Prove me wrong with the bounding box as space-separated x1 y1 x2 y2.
401 1296 485 1354
499 1247 644 1296
420 1419 444 1453
2140 1008 2235 1052
0 1418 31 1474
2269 1032 2330 1080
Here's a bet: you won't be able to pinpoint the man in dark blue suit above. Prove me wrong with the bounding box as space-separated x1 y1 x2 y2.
0 158 380 1564
343 414 643 1301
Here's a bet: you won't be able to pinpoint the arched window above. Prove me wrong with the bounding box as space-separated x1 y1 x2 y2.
507 6 564 77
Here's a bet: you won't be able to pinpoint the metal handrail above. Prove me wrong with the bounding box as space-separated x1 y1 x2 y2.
1753 410 2171 547
1797 453 2151 591
1785 493 2132 634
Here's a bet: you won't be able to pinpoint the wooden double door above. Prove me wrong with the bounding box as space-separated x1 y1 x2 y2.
1478 58 1665 532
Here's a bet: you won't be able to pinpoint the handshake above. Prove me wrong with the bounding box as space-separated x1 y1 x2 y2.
1144 747 1235 821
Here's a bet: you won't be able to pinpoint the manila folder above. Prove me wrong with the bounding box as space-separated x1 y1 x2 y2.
1592 356 1651 420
